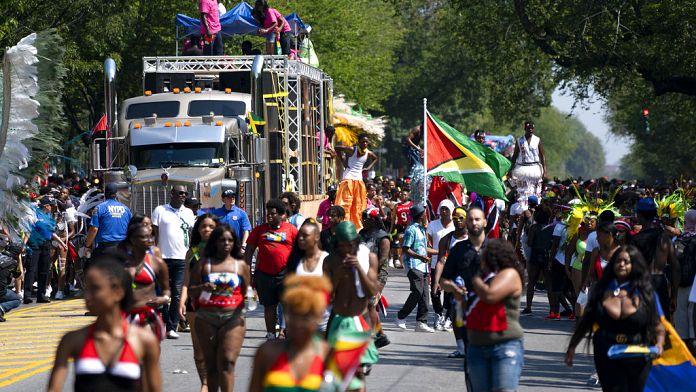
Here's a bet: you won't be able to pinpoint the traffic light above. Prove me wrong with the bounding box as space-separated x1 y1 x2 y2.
642 108 650 118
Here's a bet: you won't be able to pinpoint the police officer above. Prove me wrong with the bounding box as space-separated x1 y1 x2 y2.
84 183 132 259
212 190 251 250
24 197 65 303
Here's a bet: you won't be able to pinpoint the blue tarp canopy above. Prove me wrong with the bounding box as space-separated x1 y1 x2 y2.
175 2 311 39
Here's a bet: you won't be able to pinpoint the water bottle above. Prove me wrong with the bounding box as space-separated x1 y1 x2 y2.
246 286 258 311
454 276 465 328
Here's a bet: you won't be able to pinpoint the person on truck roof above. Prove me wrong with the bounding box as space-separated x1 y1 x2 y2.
211 190 251 252
254 0 292 56
200 0 224 56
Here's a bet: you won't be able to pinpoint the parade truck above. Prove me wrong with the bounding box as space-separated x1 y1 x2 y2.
90 55 334 224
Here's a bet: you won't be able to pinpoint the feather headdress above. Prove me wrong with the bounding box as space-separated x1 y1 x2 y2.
0 34 40 239
565 185 620 240
656 190 689 229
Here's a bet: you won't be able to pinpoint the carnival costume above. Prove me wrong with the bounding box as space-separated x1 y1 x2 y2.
336 147 368 231
510 135 543 199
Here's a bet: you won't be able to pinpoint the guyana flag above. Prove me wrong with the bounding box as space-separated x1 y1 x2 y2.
426 112 511 201
326 331 372 391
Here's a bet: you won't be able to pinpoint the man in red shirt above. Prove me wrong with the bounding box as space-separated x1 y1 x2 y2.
245 198 298 339
391 190 413 268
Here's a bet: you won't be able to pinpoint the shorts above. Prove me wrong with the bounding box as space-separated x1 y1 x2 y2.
127 306 165 341
196 307 244 329
550 261 566 293
265 32 276 43
255 269 285 306
326 313 379 390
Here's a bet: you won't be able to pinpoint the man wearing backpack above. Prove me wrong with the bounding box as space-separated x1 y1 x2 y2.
675 210 696 353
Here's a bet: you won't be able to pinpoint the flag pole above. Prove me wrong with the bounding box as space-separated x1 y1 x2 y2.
423 98 428 207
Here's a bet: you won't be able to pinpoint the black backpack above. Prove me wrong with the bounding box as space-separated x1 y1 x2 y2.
675 235 696 288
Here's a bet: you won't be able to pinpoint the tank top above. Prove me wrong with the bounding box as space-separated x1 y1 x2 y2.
595 254 609 281
295 251 329 276
342 147 368 180
262 339 325 392
395 201 413 226
515 134 540 165
133 251 156 286
74 317 141 392
449 234 468 250
468 294 523 346
198 258 244 308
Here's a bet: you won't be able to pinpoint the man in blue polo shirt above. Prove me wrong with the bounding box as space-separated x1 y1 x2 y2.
212 189 251 248
85 183 132 259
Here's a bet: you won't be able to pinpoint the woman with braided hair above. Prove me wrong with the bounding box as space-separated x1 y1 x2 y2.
249 275 332 392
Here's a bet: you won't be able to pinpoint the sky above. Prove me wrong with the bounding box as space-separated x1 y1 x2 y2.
551 88 631 166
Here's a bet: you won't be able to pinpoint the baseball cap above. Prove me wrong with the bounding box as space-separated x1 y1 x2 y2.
39 197 57 206
527 195 539 206
327 184 338 193
185 197 201 207
410 204 426 219
636 198 657 213
222 190 237 198
104 183 118 196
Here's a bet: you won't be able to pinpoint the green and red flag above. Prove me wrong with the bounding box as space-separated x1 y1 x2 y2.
426 112 511 201
325 330 372 391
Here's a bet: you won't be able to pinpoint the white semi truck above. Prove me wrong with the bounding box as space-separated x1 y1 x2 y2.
91 55 334 224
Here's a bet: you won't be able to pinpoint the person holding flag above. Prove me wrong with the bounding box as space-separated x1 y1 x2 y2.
565 245 666 391
248 275 332 392
323 221 380 391
335 134 379 231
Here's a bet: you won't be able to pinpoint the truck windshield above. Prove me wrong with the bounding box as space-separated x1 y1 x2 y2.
188 100 246 117
126 101 180 119
130 143 223 169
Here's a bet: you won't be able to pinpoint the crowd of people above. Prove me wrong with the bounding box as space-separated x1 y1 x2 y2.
2 123 696 392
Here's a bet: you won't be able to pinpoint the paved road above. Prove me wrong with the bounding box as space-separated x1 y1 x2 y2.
4 268 598 391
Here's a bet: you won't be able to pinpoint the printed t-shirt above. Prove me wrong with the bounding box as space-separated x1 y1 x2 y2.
247 222 297 275
395 201 413 226
151 204 195 260
91 199 132 244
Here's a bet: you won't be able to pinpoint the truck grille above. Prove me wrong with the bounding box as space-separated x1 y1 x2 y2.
131 182 194 216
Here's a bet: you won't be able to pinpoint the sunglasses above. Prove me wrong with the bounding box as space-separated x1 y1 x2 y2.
452 216 466 221
175 191 188 196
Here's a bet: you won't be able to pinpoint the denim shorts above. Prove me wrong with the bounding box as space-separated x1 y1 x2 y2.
467 339 524 392
265 32 276 43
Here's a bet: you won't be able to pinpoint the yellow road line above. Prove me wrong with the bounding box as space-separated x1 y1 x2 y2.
0 358 54 388
0 299 91 388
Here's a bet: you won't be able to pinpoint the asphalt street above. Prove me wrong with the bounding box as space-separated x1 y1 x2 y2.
2 267 598 391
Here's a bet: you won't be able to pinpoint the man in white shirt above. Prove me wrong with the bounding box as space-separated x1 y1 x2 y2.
151 185 195 339
427 199 454 330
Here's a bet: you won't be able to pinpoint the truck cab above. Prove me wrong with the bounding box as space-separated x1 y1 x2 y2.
92 55 334 224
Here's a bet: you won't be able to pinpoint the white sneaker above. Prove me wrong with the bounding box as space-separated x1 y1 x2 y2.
388 259 395 268
415 322 436 333
395 319 407 330
435 315 445 331
166 330 180 339
45 286 52 298
443 318 453 331
54 291 65 300
17 292 23 301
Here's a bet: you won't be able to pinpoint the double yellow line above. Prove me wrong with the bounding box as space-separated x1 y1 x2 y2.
0 299 92 388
